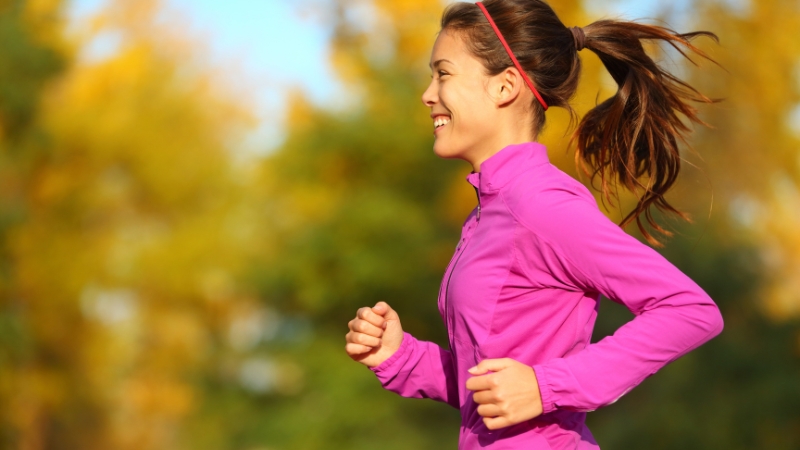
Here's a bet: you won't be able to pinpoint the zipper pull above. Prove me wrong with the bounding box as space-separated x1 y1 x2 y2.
473 185 481 221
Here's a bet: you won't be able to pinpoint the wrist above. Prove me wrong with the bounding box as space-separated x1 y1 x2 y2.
370 331 411 373
531 364 556 414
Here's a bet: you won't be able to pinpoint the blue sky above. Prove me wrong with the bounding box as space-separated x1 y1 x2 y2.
66 0 668 149
66 0 342 150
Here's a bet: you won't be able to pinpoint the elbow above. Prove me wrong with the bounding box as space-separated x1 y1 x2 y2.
699 298 725 340
710 304 725 338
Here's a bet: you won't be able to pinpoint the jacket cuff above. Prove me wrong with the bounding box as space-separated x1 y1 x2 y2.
532 363 557 414
370 332 413 376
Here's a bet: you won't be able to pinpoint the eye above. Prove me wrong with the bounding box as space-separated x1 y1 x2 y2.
428 70 449 80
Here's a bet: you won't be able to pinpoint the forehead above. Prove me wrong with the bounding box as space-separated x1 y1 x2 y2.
429 29 475 69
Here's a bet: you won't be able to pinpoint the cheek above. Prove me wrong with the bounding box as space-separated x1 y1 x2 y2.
460 81 490 113
452 95 491 131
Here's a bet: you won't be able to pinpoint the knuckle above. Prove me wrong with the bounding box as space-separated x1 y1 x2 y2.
358 321 374 334
356 333 374 345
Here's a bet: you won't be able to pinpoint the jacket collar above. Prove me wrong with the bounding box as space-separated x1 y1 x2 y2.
466 141 550 194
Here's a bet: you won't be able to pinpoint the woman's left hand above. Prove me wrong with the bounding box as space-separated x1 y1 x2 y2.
465 358 544 430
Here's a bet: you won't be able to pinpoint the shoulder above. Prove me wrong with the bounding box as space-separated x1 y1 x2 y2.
501 162 609 239
500 163 673 296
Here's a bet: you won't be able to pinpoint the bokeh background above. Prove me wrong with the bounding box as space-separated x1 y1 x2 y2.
1 0 799 448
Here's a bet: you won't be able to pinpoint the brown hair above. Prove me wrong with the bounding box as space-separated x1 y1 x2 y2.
441 0 722 246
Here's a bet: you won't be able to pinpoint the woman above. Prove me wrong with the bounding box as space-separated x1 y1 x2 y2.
344 0 724 448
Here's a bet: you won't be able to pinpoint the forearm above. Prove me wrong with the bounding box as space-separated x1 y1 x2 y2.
370 332 460 409
533 294 723 413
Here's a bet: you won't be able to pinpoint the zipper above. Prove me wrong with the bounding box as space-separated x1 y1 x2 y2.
441 184 481 343
474 184 481 220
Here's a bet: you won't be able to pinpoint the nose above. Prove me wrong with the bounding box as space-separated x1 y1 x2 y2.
421 77 437 107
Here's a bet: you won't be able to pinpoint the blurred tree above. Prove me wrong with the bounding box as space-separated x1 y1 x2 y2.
687 0 800 321
1 0 259 448
0 1 68 448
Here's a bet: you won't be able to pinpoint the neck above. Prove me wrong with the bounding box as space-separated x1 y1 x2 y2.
468 121 537 172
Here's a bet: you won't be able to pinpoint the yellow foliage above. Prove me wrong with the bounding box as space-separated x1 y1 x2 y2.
681 0 800 318
2 0 261 447
753 181 800 319
374 0 446 64
20 0 67 52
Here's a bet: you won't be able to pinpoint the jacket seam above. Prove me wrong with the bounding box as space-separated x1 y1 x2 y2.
482 220 517 351
499 189 613 303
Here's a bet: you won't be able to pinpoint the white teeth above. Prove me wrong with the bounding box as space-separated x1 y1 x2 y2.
434 117 451 128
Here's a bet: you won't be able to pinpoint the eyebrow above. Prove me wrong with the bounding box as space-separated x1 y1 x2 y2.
429 58 453 69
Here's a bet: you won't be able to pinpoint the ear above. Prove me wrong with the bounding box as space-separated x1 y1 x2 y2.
489 67 525 107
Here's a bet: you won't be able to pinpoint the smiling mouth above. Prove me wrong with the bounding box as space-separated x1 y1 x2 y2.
434 116 451 129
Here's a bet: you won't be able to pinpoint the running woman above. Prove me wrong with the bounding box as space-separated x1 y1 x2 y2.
345 1 724 448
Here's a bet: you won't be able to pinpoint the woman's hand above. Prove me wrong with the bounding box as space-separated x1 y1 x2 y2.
345 301 404 368
465 358 544 430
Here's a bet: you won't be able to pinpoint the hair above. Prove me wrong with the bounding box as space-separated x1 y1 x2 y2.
441 0 722 246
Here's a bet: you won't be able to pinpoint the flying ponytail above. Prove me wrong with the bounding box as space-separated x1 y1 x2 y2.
572 20 722 246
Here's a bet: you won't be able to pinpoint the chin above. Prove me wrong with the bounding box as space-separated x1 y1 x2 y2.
432 141 464 160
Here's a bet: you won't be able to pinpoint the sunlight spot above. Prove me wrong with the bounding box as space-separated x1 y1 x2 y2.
80 285 138 325
239 357 278 393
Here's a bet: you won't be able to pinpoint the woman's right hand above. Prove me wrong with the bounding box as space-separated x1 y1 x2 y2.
345 301 404 368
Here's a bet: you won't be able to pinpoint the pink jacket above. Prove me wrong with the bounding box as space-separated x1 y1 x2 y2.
370 142 724 449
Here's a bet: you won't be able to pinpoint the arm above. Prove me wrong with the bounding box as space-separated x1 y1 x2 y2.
345 302 459 409
370 332 460 409
518 189 724 414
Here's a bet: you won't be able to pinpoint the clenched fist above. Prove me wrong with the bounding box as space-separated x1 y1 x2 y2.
466 358 544 430
345 301 404 368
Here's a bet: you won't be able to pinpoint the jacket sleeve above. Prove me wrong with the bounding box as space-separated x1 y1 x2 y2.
517 187 724 414
369 332 460 409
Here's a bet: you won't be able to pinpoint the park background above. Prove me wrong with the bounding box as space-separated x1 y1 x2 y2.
1 0 799 448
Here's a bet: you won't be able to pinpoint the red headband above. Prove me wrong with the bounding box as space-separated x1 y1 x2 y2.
476 2 548 110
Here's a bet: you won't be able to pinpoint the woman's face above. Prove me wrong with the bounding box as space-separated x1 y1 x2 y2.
422 29 497 163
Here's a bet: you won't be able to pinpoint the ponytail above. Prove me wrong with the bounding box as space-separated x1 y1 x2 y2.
572 20 722 246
